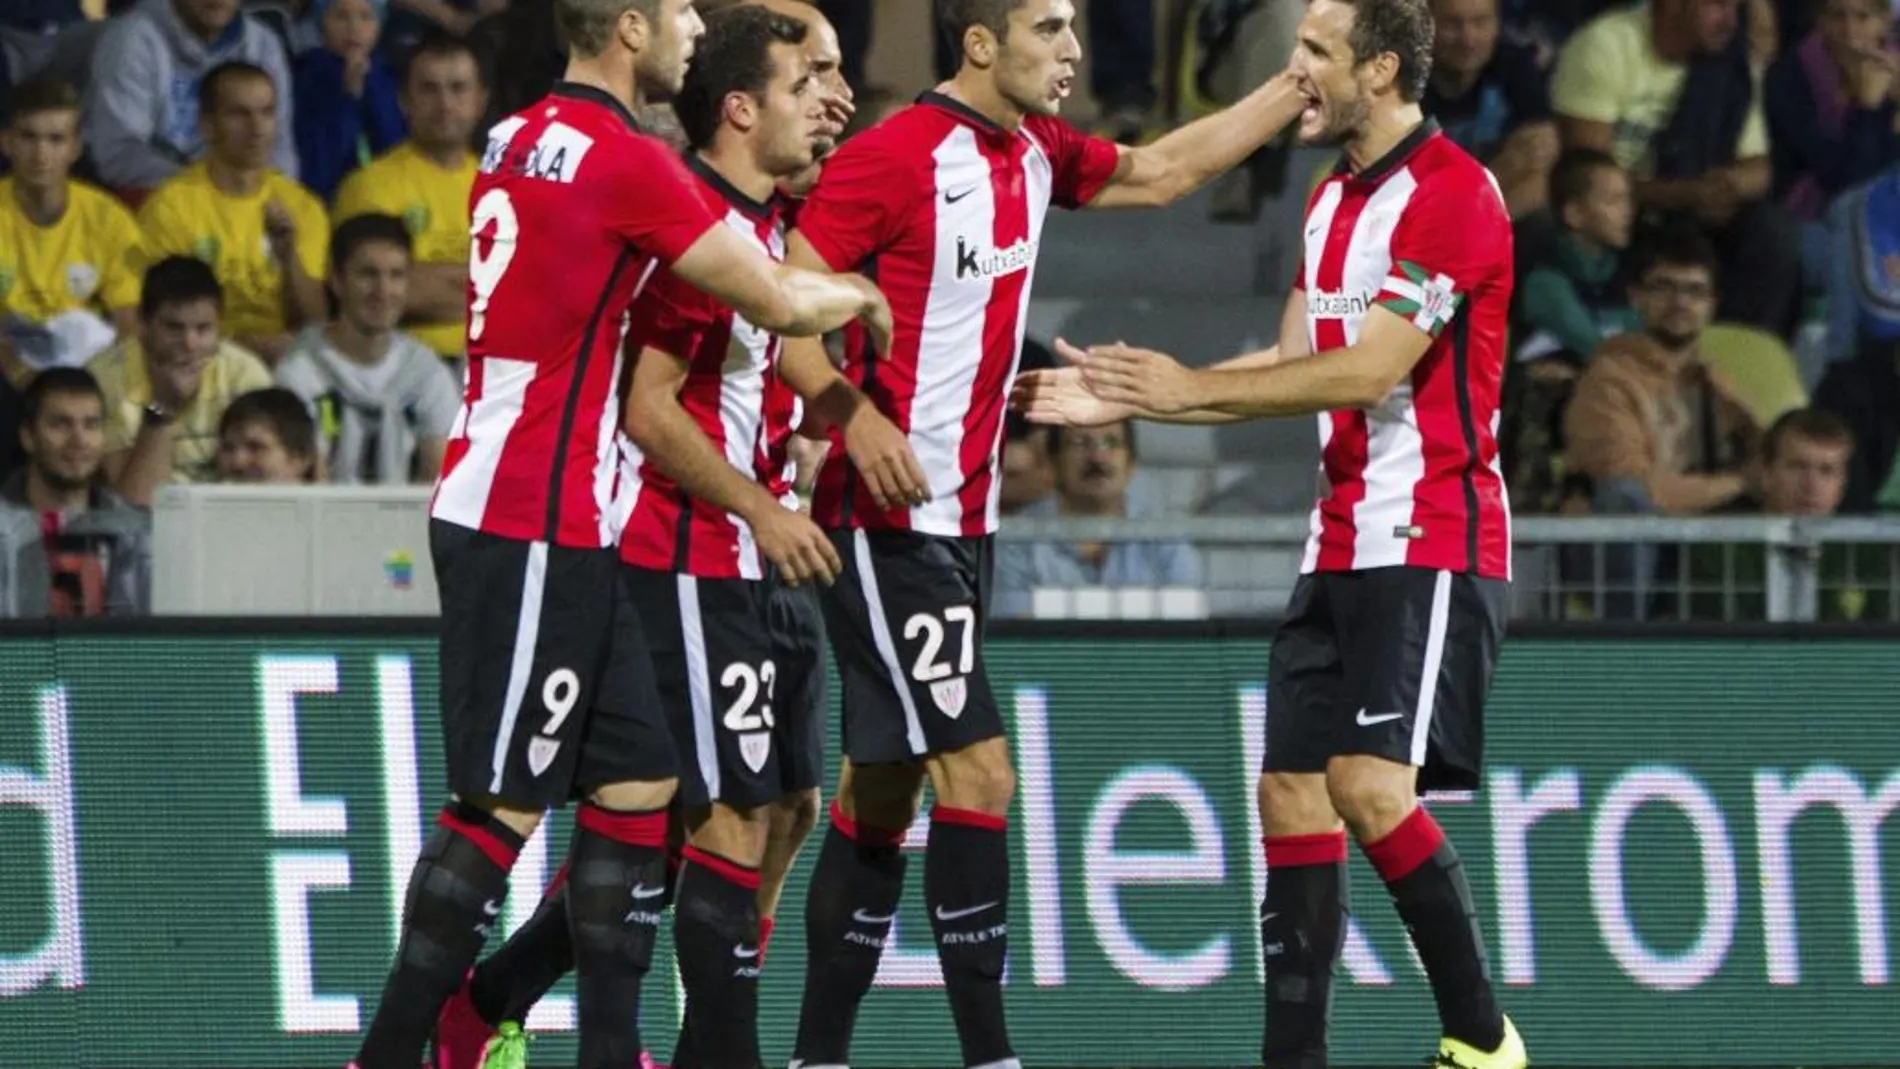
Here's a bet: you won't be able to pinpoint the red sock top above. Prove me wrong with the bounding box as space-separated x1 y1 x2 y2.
1263 829 1348 868
1360 805 1446 882
830 798 908 847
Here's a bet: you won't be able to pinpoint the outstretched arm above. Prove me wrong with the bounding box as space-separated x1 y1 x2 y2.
668 223 892 345
1086 73 1304 210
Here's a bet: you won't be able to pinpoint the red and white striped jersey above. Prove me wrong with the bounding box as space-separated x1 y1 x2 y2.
796 93 1120 538
1296 120 1513 579
431 84 718 548
616 158 795 579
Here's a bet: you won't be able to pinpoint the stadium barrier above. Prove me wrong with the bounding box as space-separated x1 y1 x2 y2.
2 619 1897 1068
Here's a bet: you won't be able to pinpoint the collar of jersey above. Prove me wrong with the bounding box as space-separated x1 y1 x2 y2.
1332 117 1440 186
685 152 778 223
916 90 1017 143
549 81 643 132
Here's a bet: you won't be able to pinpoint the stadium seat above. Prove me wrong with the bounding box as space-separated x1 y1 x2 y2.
1698 322 1809 427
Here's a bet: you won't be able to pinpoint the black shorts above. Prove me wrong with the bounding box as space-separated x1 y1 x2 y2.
631 566 827 808
819 528 1002 764
433 520 673 808
765 568 827 795
1264 566 1508 791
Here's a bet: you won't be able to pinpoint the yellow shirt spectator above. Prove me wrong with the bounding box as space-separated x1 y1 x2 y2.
335 142 475 358
1550 6 1769 178
137 163 329 341
90 335 274 484
0 177 146 328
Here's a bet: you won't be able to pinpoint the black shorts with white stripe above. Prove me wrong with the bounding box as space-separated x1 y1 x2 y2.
1263 566 1508 792
764 568 827 795
631 566 823 808
818 528 1004 764
433 520 675 808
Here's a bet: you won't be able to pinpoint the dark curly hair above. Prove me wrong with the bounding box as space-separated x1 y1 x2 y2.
1338 0 1435 103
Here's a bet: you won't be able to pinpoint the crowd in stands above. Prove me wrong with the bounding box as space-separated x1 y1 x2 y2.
0 0 1897 618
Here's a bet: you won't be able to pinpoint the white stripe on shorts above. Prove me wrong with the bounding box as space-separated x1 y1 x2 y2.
490 540 550 794
853 529 928 755
1409 569 1455 767
677 575 723 799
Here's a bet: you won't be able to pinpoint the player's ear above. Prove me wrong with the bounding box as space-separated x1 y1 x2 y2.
721 89 757 133
618 6 650 53
962 24 998 70
1366 49 1400 95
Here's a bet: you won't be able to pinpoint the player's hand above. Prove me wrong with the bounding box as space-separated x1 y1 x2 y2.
751 506 842 587
1012 340 1137 426
843 405 931 510
1074 341 1202 414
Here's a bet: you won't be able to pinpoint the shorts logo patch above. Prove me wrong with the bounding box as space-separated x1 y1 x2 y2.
930 677 968 719
527 736 562 776
739 731 772 774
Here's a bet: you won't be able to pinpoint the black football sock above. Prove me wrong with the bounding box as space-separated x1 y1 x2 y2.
567 803 670 1069
673 846 765 1069
1361 806 1505 1052
1260 831 1349 1069
925 806 1014 1069
356 802 525 1069
468 861 575 1025
675 912 776 1069
792 800 909 1067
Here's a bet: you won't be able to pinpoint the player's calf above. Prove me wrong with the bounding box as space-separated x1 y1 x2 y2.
760 787 822 928
922 739 1018 1069
1254 772 1346 1069
674 803 771 1069
1327 755 1505 1055
568 785 674 1069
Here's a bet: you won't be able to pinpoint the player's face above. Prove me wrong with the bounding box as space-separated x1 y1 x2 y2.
1571 164 1633 250
752 42 825 177
1053 424 1133 510
321 0 381 66
219 420 311 484
1632 264 1716 349
142 298 221 388
1428 0 1499 80
1 108 82 190
404 52 486 151
203 74 278 170
23 390 105 492
797 11 852 155
640 0 708 98
1289 0 1376 147
336 240 411 333
1761 435 1851 516
991 0 1082 119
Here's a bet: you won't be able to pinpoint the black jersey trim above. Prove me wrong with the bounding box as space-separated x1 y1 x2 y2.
1335 118 1440 184
1452 311 1483 573
550 82 643 131
686 152 779 223
545 247 636 543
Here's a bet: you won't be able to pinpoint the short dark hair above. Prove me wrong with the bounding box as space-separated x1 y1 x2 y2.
404 30 485 89
331 213 414 274
220 388 318 465
1336 0 1435 102
8 77 80 125
1633 226 1721 287
556 0 662 56
1549 147 1621 218
139 256 224 320
937 0 1026 58
674 5 810 150
1764 407 1855 464
21 367 105 425
198 61 274 115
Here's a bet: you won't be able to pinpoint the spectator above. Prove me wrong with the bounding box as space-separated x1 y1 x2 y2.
333 32 482 364
1757 405 1856 514
1090 0 1159 143
91 256 273 504
994 421 1200 618
1822 165 1900 368
0 372 23 484
1 79 146 385
1551 0 1803 334
1000 336 1057 514
138 61 329 364
1424 0 1559 217
0 366 152 617
1767 0 1900 225
216 385 318 481
1567 230 1761 516
382 0 501 56
275 214 459 484
465 0 561 139
86 0 297 195
1813 333 1900 511
1516 148 1640 365
293 0 405 201
2 2 94 33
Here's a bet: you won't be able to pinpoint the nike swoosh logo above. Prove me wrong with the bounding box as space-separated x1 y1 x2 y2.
733 945 760 959
934 901 998 922
629 884 665 900
482 899 501 917
851 908 897 924
944 186 977 204
1355 709 1406 727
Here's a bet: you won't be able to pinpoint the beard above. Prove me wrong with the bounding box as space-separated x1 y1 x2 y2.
1301 90 1372 147
1647 325 1699 351
36 463 94 494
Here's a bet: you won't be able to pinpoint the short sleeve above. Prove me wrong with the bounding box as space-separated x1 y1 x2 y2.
1549 17 1625 124
273 349 325 402
1373 169 1508 338
100 200 149 310
136 188 192 257
795 135 918 271
231 346 276 395
291 190 330 281
599 136 719 265
332 168 383 221
1025 115 1122 209
629 267 720 362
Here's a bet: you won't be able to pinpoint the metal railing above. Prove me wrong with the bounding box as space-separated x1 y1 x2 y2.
995 516 1900 623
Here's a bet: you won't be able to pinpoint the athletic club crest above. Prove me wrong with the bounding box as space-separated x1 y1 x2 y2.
930 677 968 718
739 732 772 774
527 737 561 776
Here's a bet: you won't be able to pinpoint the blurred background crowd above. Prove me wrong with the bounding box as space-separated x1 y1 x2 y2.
1 0 1897 621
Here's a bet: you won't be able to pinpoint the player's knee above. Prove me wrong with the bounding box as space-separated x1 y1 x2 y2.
842 761 926 831
1256 773 1336 835
588 777 679 814
1324 763 1414 840
688 802 770 865
452 793 546 841
931 742 1015 816
770 788 822 848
